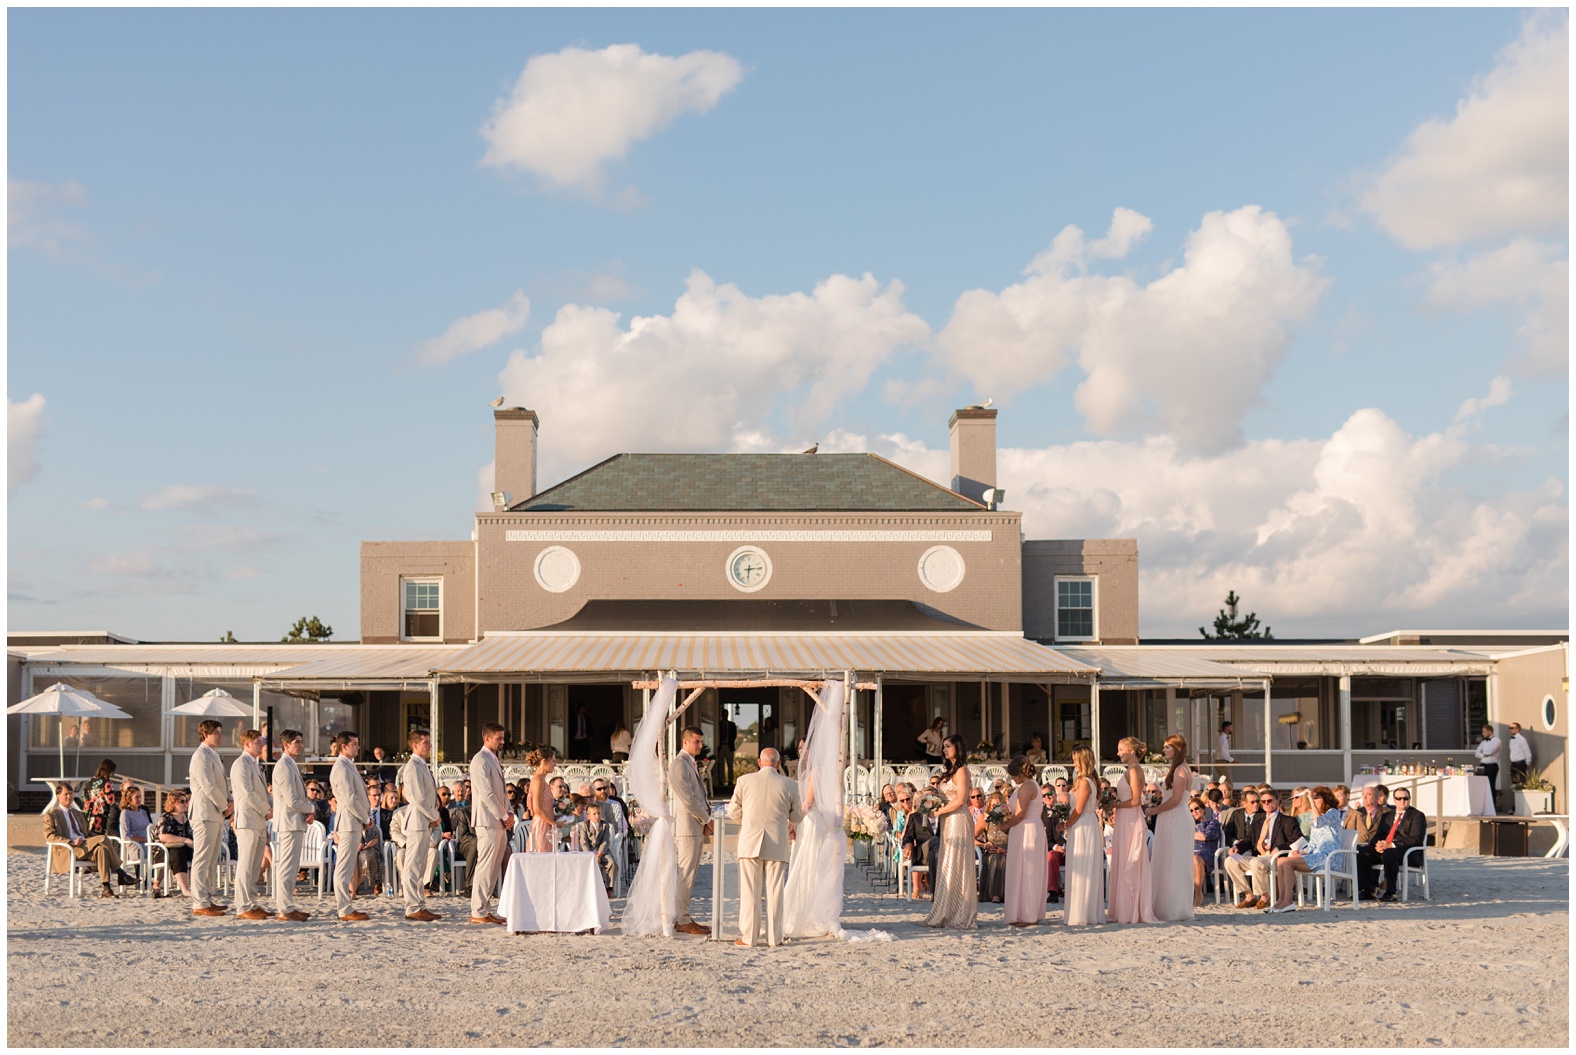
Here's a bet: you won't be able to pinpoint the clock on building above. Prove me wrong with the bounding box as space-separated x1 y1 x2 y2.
725 546 772 593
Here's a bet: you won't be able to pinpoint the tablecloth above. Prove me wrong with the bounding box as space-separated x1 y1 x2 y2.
1350 773 1495 816
498 852 611 934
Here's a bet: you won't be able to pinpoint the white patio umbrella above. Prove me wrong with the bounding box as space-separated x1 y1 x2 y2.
7 682 134 784
166 688 254 718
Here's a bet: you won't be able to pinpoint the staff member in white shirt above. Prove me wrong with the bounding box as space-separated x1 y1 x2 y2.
1216 722 1235 765
1474 724 1502 802
1508 723 1533 788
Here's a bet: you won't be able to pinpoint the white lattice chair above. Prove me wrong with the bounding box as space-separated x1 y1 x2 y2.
899 765 931 791
299 821 328 898
435 765 464 787
1038 765 1070 785
1298 829 1360 910
1371 845 1430 901
504 765 531 783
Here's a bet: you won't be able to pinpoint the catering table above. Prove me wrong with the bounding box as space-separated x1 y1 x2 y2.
1350 773 1495 817
498 852 611 934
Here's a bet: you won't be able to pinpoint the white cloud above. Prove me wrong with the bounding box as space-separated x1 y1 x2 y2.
90 551 160 576
937 206 1328 453
8 179 89 258
1426 239 1568 374
83 497 110 511
499 269 930 483
830 399 1565 635
1361 13 1568 249
416 291 531 367
140 484 257 511
480 44 743 195
8 393 46 489
1452 374 1512 426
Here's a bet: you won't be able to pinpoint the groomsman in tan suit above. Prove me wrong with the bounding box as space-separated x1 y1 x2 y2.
271 729 314 920
398 729 442 922
189 719 232 917
670 726 713 935
725 747 802 948
229 729 272 920
468 723 512 924
329 731 372 921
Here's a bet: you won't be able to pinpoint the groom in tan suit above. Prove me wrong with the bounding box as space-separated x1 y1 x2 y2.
725 748 802 948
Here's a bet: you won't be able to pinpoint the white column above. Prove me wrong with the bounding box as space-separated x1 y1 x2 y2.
1000 682 1011 756
1090 676 1102 763
252 681 262 731
429 678 441 765
874 676 884 797
1263 678 1274 787
1339 675 1353 782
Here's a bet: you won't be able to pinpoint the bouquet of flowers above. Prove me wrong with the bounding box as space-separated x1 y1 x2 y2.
967 739 998 763
985 804 1006 826
1049 802 1071 823
1098 786 1119 811
917 789 947 816
844 803 889 841
629 808 656 838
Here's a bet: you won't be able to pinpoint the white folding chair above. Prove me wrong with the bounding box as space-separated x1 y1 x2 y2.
900 765 931 790
440 839 467 896
1298 829 1360 910
1398 846 1429 901
1039 765 1070 785
44 840 96 898
299 821 327 898
1212 845 1237 905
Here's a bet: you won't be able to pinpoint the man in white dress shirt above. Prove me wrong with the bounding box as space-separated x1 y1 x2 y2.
468 723 513 924
398 729 443 922
670 725 714 936
329 731 372 921
1474 724 1502 803
1508 722 1533 788
1216 721 1235 765
271 729 315 921
228 728 273 920
188 719 233 917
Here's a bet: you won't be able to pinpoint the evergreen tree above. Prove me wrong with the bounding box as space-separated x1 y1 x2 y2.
1199 591 1272 640
281 616 334 643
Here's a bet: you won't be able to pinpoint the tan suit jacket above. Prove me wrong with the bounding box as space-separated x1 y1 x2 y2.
398 755 440 837
670 750 710 837
189 743 229 823
330 755 371 831
469 747 510 831
272 754 313 832
726 766 803 862
230 752 271 830
44 807 93 873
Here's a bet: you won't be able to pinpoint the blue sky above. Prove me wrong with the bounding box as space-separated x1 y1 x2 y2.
8 8 1568 640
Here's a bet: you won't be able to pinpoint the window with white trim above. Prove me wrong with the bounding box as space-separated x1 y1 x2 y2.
402 578 441 640
1054 576 1097 641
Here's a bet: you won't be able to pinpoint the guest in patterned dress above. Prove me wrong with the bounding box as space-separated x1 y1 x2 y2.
1267 786 1343 913
975 791 1009 903
1190 797 1221 908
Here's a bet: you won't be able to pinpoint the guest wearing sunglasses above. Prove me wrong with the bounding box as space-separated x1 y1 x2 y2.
1359 787 1425 902
1222 787 1300 910
1190 797 1221 908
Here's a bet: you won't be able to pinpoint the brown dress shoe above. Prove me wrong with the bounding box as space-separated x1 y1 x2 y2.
236 908 271 921
277 910 311 922
339 911 370 922
734 939 753 948
1235 896 1254 909
192 906 227 917
1253 896 1269 910
100 886 118 899
676 921 710 935
405 909 442 922
485 914 507 925
469 915 495 925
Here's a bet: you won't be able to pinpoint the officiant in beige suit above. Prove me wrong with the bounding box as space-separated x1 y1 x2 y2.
725 747 803 948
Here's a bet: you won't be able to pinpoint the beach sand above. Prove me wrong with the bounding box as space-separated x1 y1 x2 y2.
6 846 1567 1047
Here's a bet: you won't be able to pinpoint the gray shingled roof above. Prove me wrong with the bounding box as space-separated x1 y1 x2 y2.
515 453 982 512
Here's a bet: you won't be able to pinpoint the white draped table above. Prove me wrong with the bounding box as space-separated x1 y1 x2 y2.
1350 773 1495 816
499 852 611 934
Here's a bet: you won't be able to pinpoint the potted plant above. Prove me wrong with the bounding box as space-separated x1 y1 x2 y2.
1513 775 1555 815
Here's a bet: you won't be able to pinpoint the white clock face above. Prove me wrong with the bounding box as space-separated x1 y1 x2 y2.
726 546 772 592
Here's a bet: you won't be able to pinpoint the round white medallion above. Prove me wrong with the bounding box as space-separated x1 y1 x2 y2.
725 546 772 593
917 545 965 593
533 545 581 593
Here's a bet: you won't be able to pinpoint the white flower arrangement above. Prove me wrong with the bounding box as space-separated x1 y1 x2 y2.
843 803 889 841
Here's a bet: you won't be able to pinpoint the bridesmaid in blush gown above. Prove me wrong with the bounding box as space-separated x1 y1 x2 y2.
1107 737 1159 925
1145 734 1195 921
526 747 560 853
1062 745 1104 926
1001 755 1047 927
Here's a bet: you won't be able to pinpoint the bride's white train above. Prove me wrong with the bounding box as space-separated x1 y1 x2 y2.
782 679 847 939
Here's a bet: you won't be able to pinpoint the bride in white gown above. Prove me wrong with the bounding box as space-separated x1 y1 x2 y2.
782 679 847 940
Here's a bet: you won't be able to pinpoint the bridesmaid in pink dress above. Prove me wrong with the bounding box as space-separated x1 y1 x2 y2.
526 747 560 853
1107 736 1159 925
1001 755 1047 927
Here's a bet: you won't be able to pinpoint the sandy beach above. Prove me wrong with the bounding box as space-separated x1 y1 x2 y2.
6 845 1567 1048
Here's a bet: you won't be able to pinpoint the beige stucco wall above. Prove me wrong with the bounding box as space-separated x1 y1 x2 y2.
360 541 476 643
473 511 1026 632
1492 644 1568 809
1021 538 1140 644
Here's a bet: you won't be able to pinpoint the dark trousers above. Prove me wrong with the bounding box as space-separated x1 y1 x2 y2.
1358 843 1416 894
1511 761 1530 787
1481 762 1499 799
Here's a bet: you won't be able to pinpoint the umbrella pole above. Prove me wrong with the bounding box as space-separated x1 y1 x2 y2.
59 717 65 785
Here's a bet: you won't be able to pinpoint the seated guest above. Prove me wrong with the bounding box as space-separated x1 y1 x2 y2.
1345 785 1392 853
45 782 135 898
1190 796 1221 908
1223 786 1301 909
158 790 198 898
1332 784 1352 824
1291 788 1315 838
84 759 119 835
430 784 454 894
1359 787 1424 901
371 788 399 844
447 781 477 896
305 781 331 829
1042 784 1065 902
901 797 939 895
1204 787 1225 822
1023 734 1048 766
117 785 159 894
583 803 616 893
369 746 395 785
878 783 897 822
1266 786 1343 912
356 812 383 896
592 779 628 835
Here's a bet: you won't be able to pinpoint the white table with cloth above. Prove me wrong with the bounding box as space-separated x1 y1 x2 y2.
1350 773 1496 816
498 852 611 934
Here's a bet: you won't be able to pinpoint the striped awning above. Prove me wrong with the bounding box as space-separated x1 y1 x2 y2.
255 647 468 693
431 631 1098 681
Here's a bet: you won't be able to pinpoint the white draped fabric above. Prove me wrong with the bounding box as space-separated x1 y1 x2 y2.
784 679 848 939
619 677 680 937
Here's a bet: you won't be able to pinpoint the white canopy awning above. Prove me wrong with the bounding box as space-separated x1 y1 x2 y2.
1056 646 1268 689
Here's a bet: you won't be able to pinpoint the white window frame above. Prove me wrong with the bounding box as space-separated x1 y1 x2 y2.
1052 575 1098 643
400 577 443 642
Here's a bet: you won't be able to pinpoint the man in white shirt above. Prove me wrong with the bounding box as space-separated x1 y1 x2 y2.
271 729 315 921
188 719 233 917
1216 722 1235 765
398 729 442 922
328 731 372 921
1474 724 1502 803
1508 723 1533 787
228 729 273 920
468 722 513 925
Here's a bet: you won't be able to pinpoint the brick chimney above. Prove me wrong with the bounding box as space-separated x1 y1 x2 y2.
494 408 539 508
949 405 997 505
